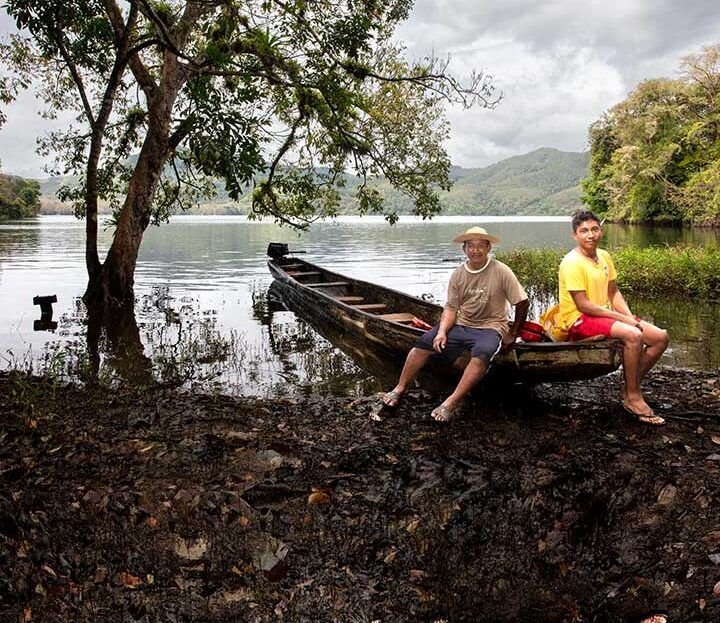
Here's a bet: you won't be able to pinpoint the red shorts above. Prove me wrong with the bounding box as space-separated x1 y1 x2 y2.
567 314 616 340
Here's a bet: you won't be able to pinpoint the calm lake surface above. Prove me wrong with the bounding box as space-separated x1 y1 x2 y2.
1 215 718 396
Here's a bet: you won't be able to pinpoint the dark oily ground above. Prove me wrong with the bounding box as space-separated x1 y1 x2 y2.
1 368 719 623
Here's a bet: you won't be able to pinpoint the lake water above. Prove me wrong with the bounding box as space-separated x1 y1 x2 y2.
1 215 718 396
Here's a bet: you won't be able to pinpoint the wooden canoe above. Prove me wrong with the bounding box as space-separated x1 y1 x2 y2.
267 252 622 383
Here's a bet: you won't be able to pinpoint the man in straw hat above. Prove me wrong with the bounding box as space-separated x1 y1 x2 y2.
381 226 529 422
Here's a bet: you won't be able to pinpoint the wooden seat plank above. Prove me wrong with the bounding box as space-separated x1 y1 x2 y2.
378 312 415 322
306 281 349 287
336 296 365 303
288 271 322 277
352 303 388 311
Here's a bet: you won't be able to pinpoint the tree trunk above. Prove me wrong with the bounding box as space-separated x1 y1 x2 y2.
83 65 182 307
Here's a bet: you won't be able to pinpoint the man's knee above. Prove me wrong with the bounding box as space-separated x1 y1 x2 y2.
467 356 488 372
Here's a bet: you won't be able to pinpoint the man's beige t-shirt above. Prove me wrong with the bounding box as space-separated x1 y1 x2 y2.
445 258 527 336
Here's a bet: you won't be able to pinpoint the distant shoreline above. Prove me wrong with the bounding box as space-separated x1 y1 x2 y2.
32 213 572 223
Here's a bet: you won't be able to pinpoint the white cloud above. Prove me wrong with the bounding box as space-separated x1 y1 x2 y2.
395 0 720 167
2 1 720 176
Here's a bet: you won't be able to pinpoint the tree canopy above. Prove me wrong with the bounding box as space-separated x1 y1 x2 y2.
582 44 720 226
1 0 497 304
0 173 41 220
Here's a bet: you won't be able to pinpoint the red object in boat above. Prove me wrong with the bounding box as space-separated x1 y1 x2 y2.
410 316 433 331
519 320 545 342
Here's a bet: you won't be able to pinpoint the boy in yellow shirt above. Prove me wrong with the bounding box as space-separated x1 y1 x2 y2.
558 210 669 425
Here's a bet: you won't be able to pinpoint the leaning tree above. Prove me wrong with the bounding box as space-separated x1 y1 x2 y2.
1 0 498 306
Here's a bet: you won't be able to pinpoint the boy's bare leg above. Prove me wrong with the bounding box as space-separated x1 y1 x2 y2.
637 321 670 382
611 323 651 415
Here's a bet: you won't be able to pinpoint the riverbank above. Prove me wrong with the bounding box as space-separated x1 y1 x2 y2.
1 368 719 622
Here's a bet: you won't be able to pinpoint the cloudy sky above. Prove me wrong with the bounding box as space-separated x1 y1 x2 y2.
1 0 720 178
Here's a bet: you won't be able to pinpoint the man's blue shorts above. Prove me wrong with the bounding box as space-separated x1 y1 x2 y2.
416 325 503 366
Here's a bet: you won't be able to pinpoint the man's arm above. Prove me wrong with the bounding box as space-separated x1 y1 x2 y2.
433 307 457 352
503 298 529 350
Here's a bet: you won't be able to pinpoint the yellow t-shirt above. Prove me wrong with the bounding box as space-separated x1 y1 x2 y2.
557 248 617 331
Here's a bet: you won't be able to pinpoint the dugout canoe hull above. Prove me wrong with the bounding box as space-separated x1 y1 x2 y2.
268 254 622 383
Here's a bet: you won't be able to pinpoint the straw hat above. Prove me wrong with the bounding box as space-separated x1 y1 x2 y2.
452 226 501 245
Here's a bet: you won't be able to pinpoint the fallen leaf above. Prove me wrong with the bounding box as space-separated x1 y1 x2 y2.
699 598 706 610
383 549 397 564
703 530 720 549
714 580 720 597
145 516 158 528
26 419 38 429
711 435 720 445
308 491 330 505
145 574 154 585
119 572 143 589
173 536 209 560
21 607 32 622
93 567 108 583
40 564 57 578
657 484 677 506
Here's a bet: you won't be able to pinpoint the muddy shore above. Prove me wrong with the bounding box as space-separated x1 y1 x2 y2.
1 368 719 622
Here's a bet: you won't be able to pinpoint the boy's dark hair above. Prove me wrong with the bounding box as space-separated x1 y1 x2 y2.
571 209 601 232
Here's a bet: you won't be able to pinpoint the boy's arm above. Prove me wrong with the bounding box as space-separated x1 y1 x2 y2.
608 280 633 316
569 288 638 327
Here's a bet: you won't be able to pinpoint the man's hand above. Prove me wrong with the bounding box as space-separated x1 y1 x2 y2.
501 332 517 353
432 332 447 353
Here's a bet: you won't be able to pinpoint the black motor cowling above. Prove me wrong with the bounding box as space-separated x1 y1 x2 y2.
266 242 290 259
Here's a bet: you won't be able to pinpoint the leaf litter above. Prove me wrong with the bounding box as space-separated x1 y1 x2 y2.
0 368 718 621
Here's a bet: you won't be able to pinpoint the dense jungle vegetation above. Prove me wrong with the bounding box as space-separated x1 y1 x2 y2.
0 173 40 220
583 44 720 226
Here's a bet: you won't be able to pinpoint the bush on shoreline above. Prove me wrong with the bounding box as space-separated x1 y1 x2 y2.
498 244 720 299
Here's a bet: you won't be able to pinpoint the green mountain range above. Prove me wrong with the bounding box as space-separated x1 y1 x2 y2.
37 147 589 216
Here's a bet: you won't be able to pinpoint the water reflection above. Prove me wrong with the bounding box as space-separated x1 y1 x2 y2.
1 216 719 396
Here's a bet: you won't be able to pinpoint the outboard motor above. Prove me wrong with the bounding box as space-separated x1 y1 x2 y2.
267 242 290 259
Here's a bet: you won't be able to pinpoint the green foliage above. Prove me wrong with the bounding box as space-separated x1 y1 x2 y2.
496 248 566 299
2 0 502 304
583 45 720 225
0 173 41 219
497 245 720 301
2 0 496 228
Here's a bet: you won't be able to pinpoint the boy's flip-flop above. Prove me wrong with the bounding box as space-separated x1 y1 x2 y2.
380 390 403 409
430 404 456 423
622 402 665 426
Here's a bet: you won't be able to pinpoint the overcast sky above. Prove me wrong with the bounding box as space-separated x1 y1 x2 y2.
1 0 720 178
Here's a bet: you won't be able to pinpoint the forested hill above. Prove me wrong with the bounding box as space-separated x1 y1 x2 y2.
37 148 589 216
444 148 589 215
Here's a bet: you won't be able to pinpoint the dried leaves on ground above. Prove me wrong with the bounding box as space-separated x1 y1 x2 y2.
0 368 719 622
